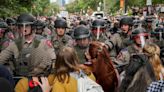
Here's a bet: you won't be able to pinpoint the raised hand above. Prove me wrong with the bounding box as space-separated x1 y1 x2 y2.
38 77 51 92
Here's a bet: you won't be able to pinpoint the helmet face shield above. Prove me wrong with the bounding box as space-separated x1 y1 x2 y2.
140 35 146 48
91 19 106 38
134 33 148 48
17 23 32 36
91 26 104 40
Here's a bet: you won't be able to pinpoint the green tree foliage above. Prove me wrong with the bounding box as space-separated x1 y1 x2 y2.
66 0 101 13
0 0 59 17
66 0 163 14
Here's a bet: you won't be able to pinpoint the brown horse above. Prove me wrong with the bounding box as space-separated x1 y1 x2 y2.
85 41 119 92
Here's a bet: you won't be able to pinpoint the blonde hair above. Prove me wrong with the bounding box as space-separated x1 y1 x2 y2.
143 43 164 80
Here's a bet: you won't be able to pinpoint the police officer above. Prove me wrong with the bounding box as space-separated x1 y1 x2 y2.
0 13 56 76
116 27 149 69
33 20 46 39
144 16 154 32
119 17 134 49
91 19 114 50
52 18 73 53
73 25 91 64
34 20 46 35
6 18 16 32
5 18 17 39
0 21 11 52
46 17 54 31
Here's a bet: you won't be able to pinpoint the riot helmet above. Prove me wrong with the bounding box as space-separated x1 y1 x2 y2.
73 25 91 49
120 17 133 27
73 25 91 40
131 27 149 48
120 17 133 33
54 18 67 28
34 20 46 35
17 13 35 25
91 19 106 40
92 19 106 28
54 18 67 36
17 13 35 36
6 18 16 26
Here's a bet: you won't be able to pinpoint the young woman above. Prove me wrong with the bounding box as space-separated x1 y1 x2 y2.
143 43 164 80
119 43 164 92
49 46 96 92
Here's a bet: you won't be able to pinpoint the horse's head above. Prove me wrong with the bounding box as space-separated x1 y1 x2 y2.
88 41 119 92
87 41 112 72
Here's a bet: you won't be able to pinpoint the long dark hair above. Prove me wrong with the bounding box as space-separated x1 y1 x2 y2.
55 46 80 83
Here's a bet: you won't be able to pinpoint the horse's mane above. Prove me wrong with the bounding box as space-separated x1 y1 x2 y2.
89 41 119 92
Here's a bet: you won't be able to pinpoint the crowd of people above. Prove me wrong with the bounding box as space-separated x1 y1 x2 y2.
0 5 164 92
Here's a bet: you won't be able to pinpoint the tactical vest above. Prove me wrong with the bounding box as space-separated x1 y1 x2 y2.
121 36 133 49
14 38 41 76
127 45 140 56
52 35 70 53
74 46 87 64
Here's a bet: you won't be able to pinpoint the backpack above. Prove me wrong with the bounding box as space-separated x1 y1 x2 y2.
70 70 104 92
28 77 42 92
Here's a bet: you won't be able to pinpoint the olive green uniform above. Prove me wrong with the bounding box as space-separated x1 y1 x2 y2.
0 36 56 76
52 34 73 53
